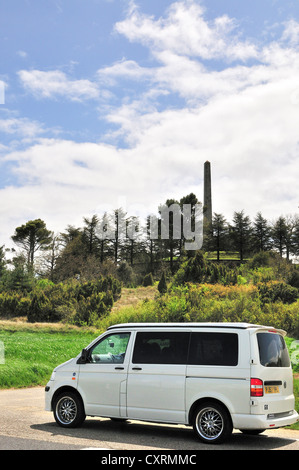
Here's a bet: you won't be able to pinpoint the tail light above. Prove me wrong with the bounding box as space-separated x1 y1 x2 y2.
251 378 263 397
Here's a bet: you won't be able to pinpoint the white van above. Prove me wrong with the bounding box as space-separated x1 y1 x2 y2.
45 323 298 444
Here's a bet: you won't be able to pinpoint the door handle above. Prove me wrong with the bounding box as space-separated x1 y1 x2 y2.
132 367 142 371
114 366 124 370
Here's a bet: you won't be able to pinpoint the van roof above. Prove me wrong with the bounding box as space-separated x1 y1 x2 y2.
107 322 286 335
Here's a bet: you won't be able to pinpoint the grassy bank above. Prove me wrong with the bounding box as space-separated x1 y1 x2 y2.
0 322 96 388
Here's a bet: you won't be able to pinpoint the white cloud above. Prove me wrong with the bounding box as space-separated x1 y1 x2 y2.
115 1 258 62
281 19 299 45
0 117 45 139
17 50 28 59
97 59 154 84
18 69 100 102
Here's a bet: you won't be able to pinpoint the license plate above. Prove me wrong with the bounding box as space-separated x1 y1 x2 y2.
265 385 279 394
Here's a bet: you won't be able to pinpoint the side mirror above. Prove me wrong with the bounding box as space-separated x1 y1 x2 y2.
77 348 89 364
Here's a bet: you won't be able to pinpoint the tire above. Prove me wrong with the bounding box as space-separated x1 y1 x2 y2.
53 391 86 428
193 402 232 444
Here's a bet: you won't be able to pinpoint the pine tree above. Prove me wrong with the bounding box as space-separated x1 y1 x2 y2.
11 219 52 268
253 212 272 252
229 211 252 261
158 272 167 294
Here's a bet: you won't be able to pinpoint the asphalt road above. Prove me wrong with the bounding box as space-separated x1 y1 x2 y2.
0 387 298 451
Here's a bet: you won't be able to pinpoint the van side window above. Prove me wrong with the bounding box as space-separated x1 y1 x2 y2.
133 332 190 364
257 333 290 367
189 333 238 366
89 333 130 364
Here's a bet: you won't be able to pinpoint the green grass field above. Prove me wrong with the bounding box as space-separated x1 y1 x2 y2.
0 322 96 388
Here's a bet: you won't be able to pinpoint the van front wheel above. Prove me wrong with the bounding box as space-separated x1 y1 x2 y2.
193 402 232 444
53 391 86 428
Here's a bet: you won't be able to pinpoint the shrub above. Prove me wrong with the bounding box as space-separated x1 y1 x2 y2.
257 281 298 305
74 292 114 326
258 301 299 337
74 276 121 302
173 251 238 286
143 273 154 287
28 291 54 323
248 251 272 269
117 261 136 286
251 267 276 284
158 272 167 294
27 276 122 325
0 292 31 318
289 269 299 289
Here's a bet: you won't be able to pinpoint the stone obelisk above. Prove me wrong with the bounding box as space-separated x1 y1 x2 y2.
203 160 212 228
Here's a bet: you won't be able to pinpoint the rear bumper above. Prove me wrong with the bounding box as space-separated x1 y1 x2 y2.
232 410 299 430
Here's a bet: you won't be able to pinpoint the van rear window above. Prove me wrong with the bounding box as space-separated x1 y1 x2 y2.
188 333 238 366
257 333 290 367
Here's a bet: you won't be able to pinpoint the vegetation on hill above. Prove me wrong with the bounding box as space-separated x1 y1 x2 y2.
0 199 298 333
99 252 299 338
0 246 298 334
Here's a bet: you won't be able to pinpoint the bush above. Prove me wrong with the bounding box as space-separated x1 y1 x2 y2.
117 262 136 287
158 272 167 294
173 251 238 286
28 290 55 323
257 281 298 305
74 291 114 326
0 292 31 318
143 273 154 287
258 302 299 337
289 269 299 289
248 251 272 269
120 282 299 337
27 276 122 325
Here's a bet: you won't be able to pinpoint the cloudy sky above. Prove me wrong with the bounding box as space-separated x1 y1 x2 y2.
1 0 299 248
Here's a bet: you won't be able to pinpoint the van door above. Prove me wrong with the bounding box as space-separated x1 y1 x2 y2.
127 331 190 423
77 332 131 418
250 330 295 416
186 330 251 418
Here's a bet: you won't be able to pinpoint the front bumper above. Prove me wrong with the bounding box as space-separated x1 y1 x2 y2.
45 383 53 411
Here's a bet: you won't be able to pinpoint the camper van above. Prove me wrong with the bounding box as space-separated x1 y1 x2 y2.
45 323 298 443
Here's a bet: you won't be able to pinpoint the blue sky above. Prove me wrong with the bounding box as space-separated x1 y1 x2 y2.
1 0 299 249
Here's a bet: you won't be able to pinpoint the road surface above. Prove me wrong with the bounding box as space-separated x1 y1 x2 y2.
0 387 298 451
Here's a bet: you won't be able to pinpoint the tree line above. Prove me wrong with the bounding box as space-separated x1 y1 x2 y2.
206 210 299 262
0 193 298 290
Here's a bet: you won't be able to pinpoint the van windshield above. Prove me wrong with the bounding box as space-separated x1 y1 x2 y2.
257 333 290 367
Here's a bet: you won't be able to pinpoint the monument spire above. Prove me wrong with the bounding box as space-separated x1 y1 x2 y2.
204 160 212 227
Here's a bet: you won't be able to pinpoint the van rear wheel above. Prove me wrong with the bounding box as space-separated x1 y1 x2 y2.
53 391 86 428
193 402 232 444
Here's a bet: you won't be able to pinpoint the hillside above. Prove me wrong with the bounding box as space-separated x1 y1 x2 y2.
111 286 157 312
